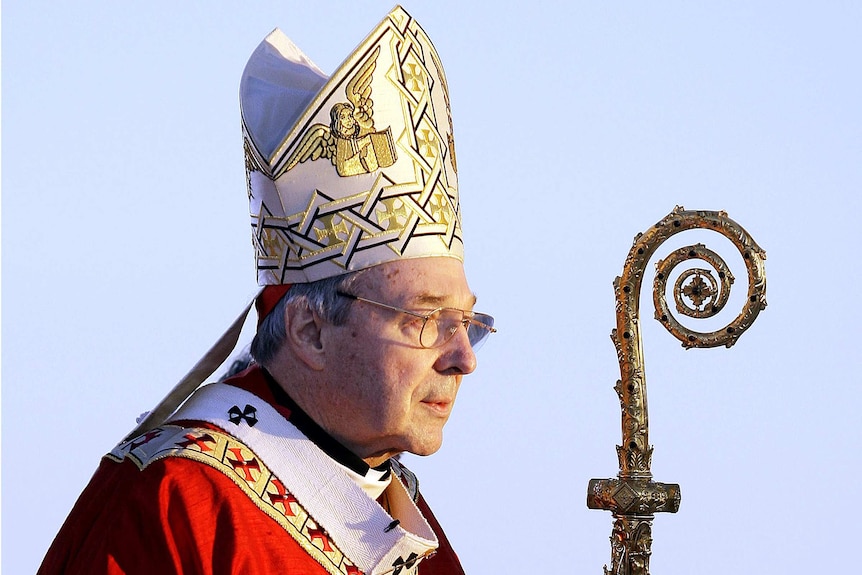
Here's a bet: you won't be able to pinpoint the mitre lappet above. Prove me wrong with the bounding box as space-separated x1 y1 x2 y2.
128 5 463 438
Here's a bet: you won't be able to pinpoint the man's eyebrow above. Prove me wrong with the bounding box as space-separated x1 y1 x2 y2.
412 293 478 308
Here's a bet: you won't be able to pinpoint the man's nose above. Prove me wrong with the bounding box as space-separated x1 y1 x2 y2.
435 323 477 375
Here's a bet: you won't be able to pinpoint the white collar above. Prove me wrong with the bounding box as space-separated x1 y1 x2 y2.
342 462 393 501
168 383 438 574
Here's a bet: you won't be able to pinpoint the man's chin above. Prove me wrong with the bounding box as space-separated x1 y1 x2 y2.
403 434 445 457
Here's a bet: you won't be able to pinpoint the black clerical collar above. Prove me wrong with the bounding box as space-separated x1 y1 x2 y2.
262 368 391 480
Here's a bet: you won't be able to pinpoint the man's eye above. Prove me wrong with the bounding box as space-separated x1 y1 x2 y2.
403 316 426 329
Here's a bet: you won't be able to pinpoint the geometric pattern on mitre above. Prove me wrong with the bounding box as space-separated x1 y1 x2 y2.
243 6 462 285
252 167 461 284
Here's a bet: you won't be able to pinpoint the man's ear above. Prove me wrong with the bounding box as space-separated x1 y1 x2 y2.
284 300 326 370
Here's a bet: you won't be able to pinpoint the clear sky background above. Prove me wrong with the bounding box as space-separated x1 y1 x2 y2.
3 1 860 572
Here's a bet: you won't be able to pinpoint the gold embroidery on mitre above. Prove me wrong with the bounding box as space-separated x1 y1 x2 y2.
376 197 412 232
247 7 463 285
285 46 397 178
427 46 457 176
253 206 292 266
260 227 287 262
426 188 454 227
313 213 350 245
244 137 265 200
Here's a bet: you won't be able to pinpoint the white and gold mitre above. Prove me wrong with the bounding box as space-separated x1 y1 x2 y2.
241 5 462 285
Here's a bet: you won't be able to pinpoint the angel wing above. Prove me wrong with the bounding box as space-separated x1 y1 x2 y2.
284 124 337 172
345 46 381 134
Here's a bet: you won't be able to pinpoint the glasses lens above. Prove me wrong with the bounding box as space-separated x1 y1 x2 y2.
419 309 450 348
467 313 495 350
420 309 495 349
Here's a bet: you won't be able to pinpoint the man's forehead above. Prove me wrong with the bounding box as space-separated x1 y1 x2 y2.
357 258 474 303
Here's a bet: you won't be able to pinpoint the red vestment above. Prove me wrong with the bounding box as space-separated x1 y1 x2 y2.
39 367 465 575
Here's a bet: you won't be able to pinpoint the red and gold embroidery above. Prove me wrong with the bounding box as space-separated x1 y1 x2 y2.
108 426 363 575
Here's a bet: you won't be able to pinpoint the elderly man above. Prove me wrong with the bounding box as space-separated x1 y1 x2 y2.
40 6 493 575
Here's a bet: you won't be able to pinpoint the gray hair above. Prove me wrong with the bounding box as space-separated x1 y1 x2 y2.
250 271 365 366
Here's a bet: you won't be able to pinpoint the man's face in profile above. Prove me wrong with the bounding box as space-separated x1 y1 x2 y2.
316 257 478 465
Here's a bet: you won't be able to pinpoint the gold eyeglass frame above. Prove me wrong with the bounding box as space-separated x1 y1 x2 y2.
336 291 496 350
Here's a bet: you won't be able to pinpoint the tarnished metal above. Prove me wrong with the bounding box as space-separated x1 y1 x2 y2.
587 206 767 575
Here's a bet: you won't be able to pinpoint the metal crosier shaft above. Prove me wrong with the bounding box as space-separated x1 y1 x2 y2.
587 206 767 575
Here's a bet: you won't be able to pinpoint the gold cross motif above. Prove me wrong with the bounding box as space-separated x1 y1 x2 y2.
260 228 284 260
313 215 349 245
376 198 411 231
417 128 437 160
426 190 452 225
403 62 425 94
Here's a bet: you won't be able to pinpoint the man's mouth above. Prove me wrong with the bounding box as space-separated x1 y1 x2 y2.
421 398 453 415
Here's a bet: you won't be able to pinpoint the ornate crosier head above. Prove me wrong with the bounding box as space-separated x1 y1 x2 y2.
240 6 462 286
588 206 767 575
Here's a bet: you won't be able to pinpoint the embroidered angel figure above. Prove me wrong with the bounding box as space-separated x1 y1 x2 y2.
285 46 397 177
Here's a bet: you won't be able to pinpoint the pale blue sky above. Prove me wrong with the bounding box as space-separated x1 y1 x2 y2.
4 1 861 572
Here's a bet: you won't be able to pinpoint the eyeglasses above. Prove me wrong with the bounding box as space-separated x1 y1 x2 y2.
337 291 496 350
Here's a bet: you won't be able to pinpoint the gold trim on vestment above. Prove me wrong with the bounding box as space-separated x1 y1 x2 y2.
108 426 364 575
